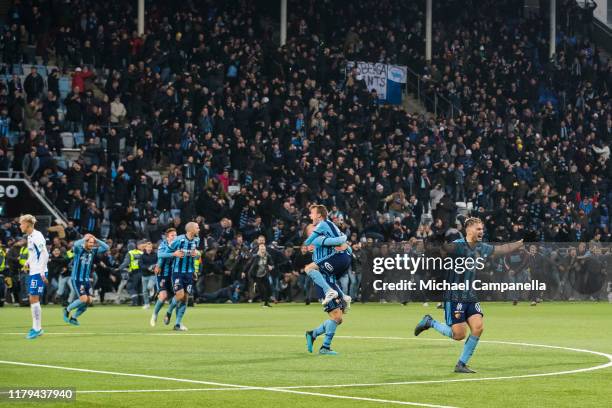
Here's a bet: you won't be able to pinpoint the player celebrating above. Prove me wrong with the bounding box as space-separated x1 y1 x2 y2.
303 206 353 355
414 217 523 373
166 222 200 331
304 205 352 306
20 215 49 340
150 228 179 327
63 234 109 326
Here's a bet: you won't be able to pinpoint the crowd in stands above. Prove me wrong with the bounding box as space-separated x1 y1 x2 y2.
0 0 610 305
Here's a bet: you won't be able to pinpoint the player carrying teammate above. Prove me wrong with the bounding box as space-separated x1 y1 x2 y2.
150 228 179 326
303 205 353 306
165 222 200 331
20 215 49 340
63 233 109 326
414 217 523 373
303 205 353 355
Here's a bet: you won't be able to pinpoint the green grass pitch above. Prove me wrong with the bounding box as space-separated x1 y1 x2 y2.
1 302 611 407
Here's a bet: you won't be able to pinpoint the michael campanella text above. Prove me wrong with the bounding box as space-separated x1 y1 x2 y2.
373 279 547 292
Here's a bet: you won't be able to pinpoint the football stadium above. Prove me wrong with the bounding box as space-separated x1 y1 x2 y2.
0 1 611 407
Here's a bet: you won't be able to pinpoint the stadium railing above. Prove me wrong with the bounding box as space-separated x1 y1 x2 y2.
404 65 462 118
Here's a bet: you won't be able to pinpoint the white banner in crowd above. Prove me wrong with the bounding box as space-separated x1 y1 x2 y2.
346 61 388 99
346 61 407 101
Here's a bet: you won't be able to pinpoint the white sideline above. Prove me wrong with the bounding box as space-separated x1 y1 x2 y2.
0 360 457 408
78 387 254 393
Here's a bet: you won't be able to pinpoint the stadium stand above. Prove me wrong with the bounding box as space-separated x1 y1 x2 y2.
0 0 609 305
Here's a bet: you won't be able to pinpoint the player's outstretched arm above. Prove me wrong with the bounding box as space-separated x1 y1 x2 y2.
493 240 524 256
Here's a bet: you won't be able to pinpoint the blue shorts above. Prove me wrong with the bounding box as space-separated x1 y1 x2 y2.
316 252 351 279
27 274 45 296
172 273 193 295
444 301 483 326
156 275 173 294
315 275 346 314
71 279 92 297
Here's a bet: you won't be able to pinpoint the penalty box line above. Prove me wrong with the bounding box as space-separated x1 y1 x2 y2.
0 360 459 408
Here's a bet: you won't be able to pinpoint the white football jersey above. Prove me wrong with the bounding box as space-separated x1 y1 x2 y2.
27 229 48 275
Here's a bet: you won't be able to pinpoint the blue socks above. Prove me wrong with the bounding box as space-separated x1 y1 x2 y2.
459 335 480 364
175 302 187 325
67 299 83 312
153 299 164 317
322 319 337 348
432 319 453 338
312 319 339 348
307 269 332 293
167 297 178 316
312 322 326 338
74 303 87 318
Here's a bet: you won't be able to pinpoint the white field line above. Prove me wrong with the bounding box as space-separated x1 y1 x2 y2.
2 332 611 401
0 360 458 408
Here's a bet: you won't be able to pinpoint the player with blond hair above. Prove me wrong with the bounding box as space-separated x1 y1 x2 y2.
19 214 49 340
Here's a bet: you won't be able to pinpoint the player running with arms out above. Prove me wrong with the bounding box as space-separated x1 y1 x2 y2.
414 217 523 373
303 205 353 307
20 215 49 340
167 222 200 331
150 228 179 327
63 233 109 326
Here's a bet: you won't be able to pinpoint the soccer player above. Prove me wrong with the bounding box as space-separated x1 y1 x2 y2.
303 233 348 356
20 215 48 340
150 228 179 327
167 222 200 331
304 205 352 306
414 217 523 373
63 234 109 326
303 206 353 355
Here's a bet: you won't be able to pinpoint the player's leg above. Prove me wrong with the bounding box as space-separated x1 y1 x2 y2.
306 283 345 355
174 294 189 330
27 274 45 339
331 253 353 308
72 294 91 321
151 276 166 326
305 262 338 304
151 290 167 326
455 304 484 373
27 294 42 338
165 275 180 324
174 276 191 331
318 308 343 355
415 301 457 338
65 280 87 326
